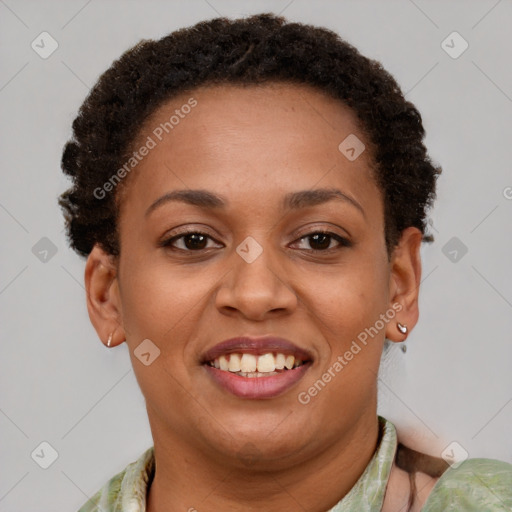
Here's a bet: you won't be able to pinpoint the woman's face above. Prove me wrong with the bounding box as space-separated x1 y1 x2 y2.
87 82 421 468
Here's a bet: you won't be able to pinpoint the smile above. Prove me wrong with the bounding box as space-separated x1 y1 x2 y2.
201 336 313 399
206 352 305 377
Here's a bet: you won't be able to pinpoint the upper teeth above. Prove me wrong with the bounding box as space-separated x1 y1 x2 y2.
211 353 303 373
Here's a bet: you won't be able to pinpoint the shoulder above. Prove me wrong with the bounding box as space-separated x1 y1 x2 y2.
393 442 512 510
422 457 512 511
77 446 155 512
76 470 125 512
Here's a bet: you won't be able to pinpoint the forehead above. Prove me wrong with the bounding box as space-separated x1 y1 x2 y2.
119 82 380 216
139 81 370 147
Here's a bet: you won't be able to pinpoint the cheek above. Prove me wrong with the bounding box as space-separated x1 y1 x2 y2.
305 257 389 336
118 258 210 414
118 255 211 348
301 277 387 419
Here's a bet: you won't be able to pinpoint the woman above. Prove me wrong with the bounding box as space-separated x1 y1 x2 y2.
59 13 512 512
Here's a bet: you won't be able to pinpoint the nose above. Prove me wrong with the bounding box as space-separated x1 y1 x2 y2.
215 239 298 321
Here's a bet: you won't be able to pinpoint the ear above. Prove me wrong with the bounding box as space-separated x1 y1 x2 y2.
84 244 125 348
385 227 423 342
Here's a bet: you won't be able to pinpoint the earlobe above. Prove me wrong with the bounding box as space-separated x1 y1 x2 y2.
385 227 423 343
84 244 125 347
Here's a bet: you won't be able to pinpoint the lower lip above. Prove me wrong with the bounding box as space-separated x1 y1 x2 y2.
203 364 311 399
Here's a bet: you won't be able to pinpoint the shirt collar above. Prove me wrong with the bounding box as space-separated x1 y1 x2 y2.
327 416 397 511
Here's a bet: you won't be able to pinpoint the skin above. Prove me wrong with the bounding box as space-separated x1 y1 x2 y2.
85 82 422 511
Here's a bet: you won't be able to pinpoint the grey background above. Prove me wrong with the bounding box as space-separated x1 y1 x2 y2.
1 0 511 510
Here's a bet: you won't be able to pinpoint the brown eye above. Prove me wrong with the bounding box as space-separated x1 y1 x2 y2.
308 233 331 250
292 231 351 252
160 231 221 252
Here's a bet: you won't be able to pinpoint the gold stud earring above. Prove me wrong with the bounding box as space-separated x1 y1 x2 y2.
107 332 113 347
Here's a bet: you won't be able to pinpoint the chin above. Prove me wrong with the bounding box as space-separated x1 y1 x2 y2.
204 413 315 463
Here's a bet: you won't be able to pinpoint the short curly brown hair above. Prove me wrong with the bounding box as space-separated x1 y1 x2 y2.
59 13 441 259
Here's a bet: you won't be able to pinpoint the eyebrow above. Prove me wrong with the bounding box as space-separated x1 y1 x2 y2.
145 187 365 218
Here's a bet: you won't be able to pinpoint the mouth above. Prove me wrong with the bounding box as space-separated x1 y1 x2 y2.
201 336 313 399
206 352 307 376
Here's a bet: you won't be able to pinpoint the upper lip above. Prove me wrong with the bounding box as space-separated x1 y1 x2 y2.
201 336 314 363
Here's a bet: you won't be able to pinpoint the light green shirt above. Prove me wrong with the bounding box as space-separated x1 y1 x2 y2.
77 417 512 511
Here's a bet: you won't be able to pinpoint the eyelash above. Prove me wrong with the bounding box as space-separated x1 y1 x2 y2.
159 230 351 254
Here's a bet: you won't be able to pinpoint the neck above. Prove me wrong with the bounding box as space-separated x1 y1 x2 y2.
146 411 380 512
